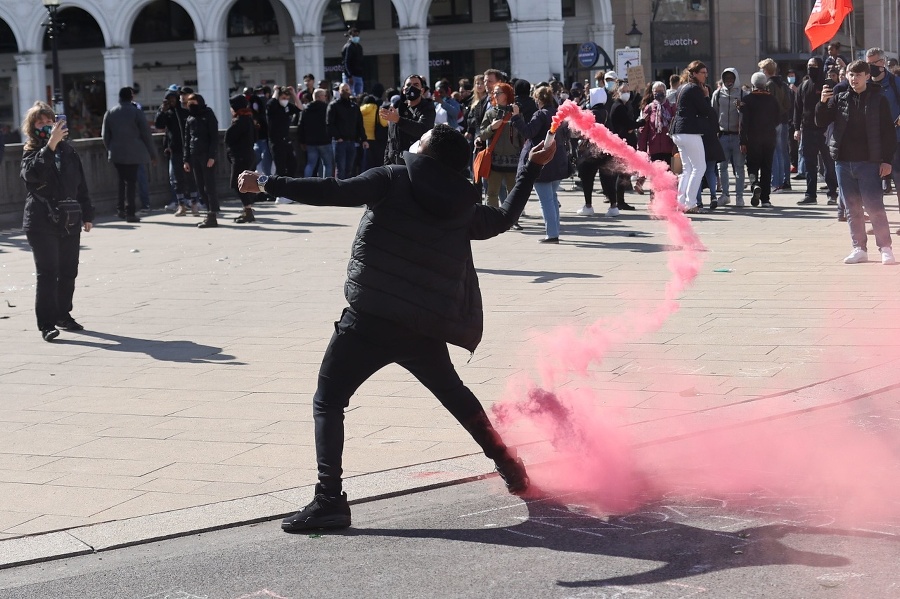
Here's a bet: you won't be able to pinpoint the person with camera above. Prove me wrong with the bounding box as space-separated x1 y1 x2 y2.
20 102 94 341
380 74 436 165
816 60 897 265
478 82 524 208
794 57 838 205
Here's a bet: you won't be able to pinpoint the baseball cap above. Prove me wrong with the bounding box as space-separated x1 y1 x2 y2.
604 71 619 81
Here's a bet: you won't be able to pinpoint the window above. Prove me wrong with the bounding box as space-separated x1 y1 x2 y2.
228 0 278 37
131 0 195 44
322 0 375 32
0 19 16 53
491 0 573 21
43 8 104 51
428 0 472 26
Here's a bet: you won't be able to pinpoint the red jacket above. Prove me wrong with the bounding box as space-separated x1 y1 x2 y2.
638 100 676 156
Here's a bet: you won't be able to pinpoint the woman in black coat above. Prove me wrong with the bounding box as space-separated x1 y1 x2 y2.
226 94 258 223
184 94 220 228
20 101 95 341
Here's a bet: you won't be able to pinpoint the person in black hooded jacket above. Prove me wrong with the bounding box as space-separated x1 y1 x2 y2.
183 94 220 228
238 124 556 532
20 101 95 342
226 94 258 223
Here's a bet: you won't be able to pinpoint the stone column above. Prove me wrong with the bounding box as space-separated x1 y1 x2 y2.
508 20 565 84
195 40 229 127
14 53 46 126
102 47 135 113
293 34 325 84
397 27 429 82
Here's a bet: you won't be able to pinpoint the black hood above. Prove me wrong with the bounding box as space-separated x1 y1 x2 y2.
402 152 481 220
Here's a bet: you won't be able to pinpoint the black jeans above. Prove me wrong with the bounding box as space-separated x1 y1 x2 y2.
578 156 618 207
190 157 219 213
26 229 80 331
747 140 776 202
314 309 491 494
801 128 837 199
271 138 297 177
114 162 139 216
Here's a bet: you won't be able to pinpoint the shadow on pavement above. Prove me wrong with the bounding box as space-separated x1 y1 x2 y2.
342 493 900 589
477 268 601 284
56 329 245 364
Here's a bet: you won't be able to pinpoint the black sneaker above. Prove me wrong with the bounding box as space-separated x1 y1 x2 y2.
797 197 817 205
41 328 59 342
495 453 530 495
750 186 761 207
56 317 84 331
125 214 141 223
709 200 718 210
282 486 351 532
618 202 636 211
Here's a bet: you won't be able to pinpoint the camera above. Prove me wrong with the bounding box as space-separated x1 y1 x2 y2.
496 105 512 116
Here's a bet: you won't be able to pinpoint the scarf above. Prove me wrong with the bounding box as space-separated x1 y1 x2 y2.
648 100 673 135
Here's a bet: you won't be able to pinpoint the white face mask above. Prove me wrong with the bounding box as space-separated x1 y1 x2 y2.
279 99 289 108
619 92 631 102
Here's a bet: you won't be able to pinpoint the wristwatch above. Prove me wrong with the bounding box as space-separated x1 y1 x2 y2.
258 174 270 193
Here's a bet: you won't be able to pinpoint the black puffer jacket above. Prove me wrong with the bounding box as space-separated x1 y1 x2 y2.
263 152 542 351
298 101 331 146
327 97 366 142
671 83 714 135
225 113 256 164
155 104 189 154
184 102 219 163
21 141 95 235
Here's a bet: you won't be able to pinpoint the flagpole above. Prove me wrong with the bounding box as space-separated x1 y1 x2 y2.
849 9 854 59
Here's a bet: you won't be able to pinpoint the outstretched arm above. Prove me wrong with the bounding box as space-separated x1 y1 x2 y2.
238 166 393 208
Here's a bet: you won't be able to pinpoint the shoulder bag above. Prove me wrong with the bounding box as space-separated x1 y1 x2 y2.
473 114 511 183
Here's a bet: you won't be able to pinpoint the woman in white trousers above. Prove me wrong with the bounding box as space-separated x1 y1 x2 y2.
670 61 713 213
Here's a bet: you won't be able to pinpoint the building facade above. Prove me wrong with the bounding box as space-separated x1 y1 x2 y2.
0 0 897 137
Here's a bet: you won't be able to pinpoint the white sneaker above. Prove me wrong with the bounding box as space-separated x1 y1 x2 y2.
275 197 295 204
165 201 178 212
718 194 730 206
606 207 620 217
577 204 595 216
844 248 869 264
881 248 896 265
735 197 745 207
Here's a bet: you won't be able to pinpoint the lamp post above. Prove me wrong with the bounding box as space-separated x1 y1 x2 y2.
229 58 244 92
42 0 63 114
626 20 643 48
339 0 361 28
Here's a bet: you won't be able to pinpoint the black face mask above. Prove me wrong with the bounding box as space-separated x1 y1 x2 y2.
870 65 883 78
808 67 821 80
405 86 422 101
189 104 202 116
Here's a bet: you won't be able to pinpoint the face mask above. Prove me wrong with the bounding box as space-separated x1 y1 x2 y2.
605 81 616 92
870 65 883 78
351 36 360 44
619 92 631 102
279 99 289 108
188 104 201 115
405 86 421 101
654 92 666 102
34 124 53 139
808 67 820 78
787 77 796 84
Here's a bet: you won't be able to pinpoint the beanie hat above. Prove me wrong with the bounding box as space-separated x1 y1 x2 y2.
229 94 249 110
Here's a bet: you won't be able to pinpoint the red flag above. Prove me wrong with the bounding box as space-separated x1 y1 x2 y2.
805 0 853 50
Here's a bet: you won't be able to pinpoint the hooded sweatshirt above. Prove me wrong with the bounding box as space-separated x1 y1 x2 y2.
710 68 745 134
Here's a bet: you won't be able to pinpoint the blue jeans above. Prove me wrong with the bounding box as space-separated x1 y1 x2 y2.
836 161 891 251
254 139 274 176
137 164 150 209
695 160 718 206
801 128 836 199
343 74 364 96
534 180 561 239
304 144 335 178
771 123 790 188
718 133 745 200
334 140 357 179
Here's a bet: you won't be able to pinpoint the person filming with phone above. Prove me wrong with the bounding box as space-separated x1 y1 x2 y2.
20 102 95 342
816 60 897 265
794 57 838 205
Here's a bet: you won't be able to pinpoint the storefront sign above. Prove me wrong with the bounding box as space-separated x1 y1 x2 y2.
578 42 600 68
651 21 713 65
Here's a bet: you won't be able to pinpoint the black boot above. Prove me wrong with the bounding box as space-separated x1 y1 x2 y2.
197 213 218 228
460 412 530 495
234 207 255 223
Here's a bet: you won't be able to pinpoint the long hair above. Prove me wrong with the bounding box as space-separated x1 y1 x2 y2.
639 82 655 109
22 101 56 152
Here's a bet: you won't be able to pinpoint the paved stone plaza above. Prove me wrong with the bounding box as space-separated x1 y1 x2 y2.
1 183 899 567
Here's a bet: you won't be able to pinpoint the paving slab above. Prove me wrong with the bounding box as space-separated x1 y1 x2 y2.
2 182 900 568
